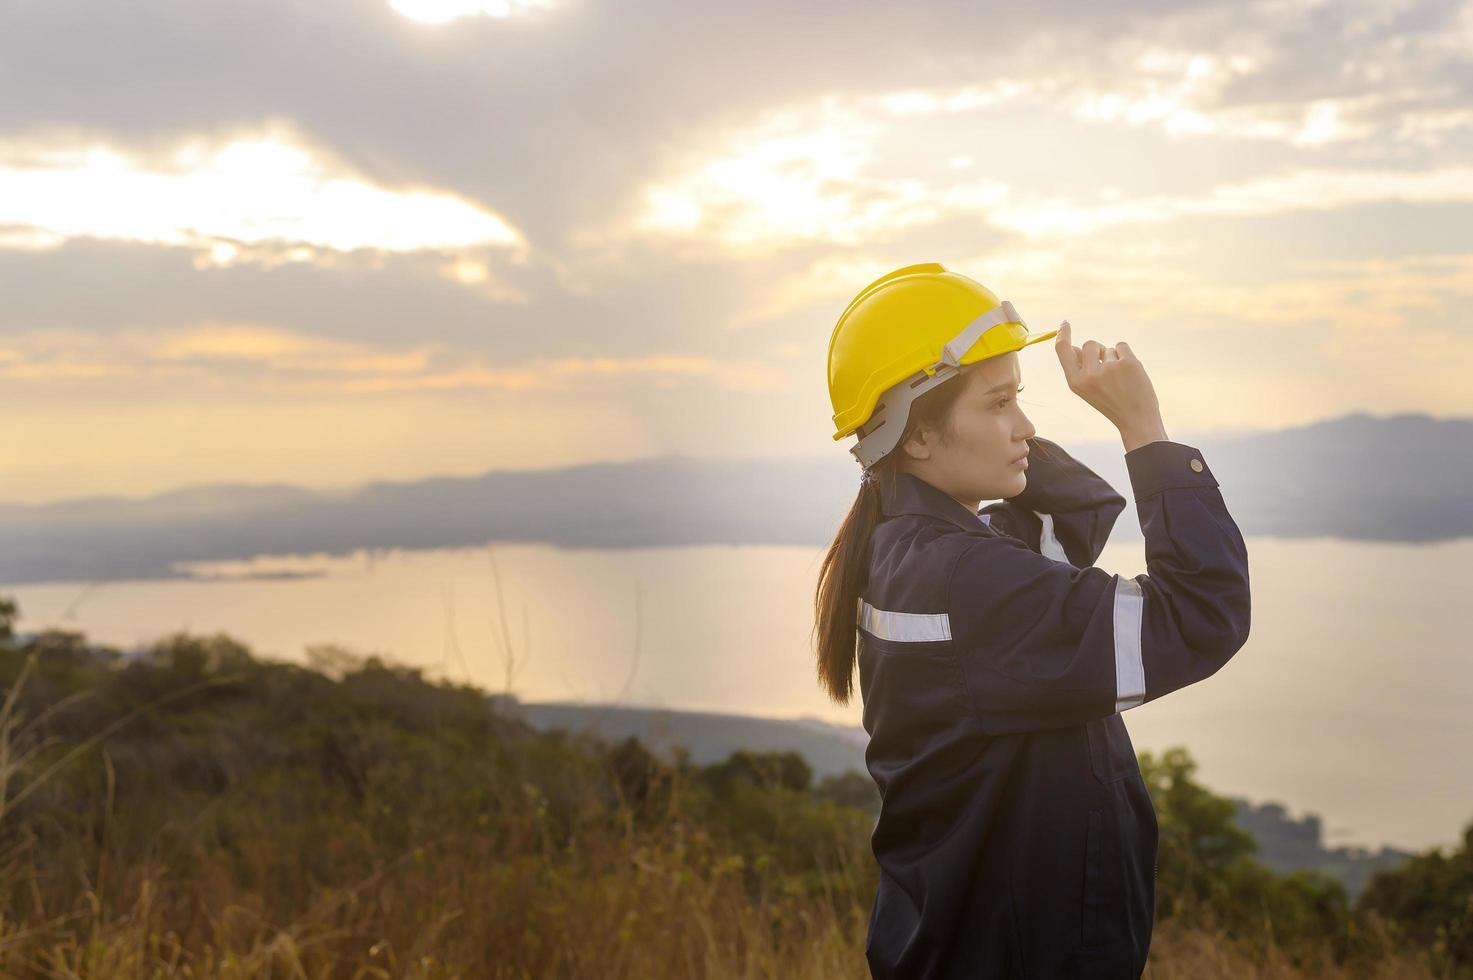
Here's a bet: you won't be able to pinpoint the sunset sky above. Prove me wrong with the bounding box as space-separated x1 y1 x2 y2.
4 0 1472 504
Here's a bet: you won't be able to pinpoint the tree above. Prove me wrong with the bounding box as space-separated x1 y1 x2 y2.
703 750 812 795
0 596 16 644
1358 819 1473 969
816 770 879 813
1140 746 1257 915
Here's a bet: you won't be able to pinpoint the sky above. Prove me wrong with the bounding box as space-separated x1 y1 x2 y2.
3 0 1472 504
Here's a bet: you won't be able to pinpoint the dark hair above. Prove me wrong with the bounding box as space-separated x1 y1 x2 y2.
813 369 974 704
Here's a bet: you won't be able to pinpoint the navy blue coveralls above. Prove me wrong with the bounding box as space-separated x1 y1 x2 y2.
858 436 1252 979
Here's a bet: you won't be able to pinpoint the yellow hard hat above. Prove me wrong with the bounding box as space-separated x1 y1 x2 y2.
827 262 1058 468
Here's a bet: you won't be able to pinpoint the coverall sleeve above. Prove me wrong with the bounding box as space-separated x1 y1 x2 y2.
948 439 1251 735
977 435 1127 567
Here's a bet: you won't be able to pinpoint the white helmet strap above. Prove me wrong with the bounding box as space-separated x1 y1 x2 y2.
850 301 1023 469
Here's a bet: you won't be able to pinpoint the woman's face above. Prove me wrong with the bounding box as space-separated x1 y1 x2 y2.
899 352 1037 508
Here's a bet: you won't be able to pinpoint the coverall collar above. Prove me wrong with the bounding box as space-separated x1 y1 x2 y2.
877 470 988 532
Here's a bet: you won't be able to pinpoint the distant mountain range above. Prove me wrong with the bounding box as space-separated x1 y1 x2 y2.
1 412 1468 585
500 697 1413 899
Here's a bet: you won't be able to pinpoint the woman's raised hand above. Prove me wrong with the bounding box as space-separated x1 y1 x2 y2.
1054 321 1168 451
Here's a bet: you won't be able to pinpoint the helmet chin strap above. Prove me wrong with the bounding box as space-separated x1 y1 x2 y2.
850 301 1024 469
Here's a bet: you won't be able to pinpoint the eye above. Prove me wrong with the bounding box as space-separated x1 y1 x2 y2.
995 385 1024 409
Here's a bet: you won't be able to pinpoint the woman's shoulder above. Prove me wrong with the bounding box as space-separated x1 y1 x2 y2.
867 514 996 596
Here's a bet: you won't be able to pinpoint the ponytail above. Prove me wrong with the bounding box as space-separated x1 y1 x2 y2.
813 361 975 704
813 469 889 704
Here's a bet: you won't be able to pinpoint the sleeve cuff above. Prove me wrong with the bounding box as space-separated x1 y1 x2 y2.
1123 440 1220 500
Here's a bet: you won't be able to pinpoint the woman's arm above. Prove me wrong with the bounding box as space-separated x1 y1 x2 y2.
950 439 1251 735
978 435 1127 567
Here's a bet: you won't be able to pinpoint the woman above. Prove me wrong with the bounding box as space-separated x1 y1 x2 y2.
814 263 1252 979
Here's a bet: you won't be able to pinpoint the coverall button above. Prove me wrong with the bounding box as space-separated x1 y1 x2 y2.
1189 458 1204 472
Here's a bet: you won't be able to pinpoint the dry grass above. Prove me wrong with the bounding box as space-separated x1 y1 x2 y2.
1 831 869 978
0 859 1443 979
1144 917 1437 980
0 641 1455 980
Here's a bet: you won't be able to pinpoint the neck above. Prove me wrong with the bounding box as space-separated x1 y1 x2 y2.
899 464 981 517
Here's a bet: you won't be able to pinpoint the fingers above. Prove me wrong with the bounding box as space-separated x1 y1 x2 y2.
1081 340 1105 374
1054 321 1081 385
1056 321 1134 384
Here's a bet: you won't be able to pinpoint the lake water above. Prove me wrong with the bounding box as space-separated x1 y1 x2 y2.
6 535 1471 853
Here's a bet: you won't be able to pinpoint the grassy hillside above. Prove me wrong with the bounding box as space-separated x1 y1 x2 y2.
0 605 1464 977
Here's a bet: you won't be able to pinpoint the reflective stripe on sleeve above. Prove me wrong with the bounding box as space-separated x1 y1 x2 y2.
857 599 953 642
1034 512 1068 563
1112 575 1146 712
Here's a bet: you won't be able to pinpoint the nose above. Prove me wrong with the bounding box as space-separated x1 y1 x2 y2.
1017 411 1036 443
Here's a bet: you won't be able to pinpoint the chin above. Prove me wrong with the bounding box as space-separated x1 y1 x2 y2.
1001 471 1028 498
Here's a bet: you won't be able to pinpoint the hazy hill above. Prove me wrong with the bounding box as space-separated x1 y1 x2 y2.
1 412 1467 585
505 699 869 780
1233 800 1415 900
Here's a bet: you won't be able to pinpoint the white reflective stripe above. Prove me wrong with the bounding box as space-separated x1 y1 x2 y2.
1112 575 1146 712
1034 511 1068 563
937 300 1020 368
857 600 952 642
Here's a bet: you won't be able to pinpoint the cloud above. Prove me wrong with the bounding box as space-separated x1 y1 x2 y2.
1156 252 1473 330
5 0 1470 258
148 324 437 375
0 0 1352 243
4 0 1473 501
593 16 1473 257
0 323 434 387
388 0 553 25
612 81 1473 256
733 254 902 326
0 359 129 381
986 166 1473 237
613 98 1024 255
1063 0 1473 150
336 353 781 393
0 321 782 395
0 122 526 267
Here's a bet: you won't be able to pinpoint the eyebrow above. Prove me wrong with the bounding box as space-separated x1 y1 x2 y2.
981 381 1020 395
